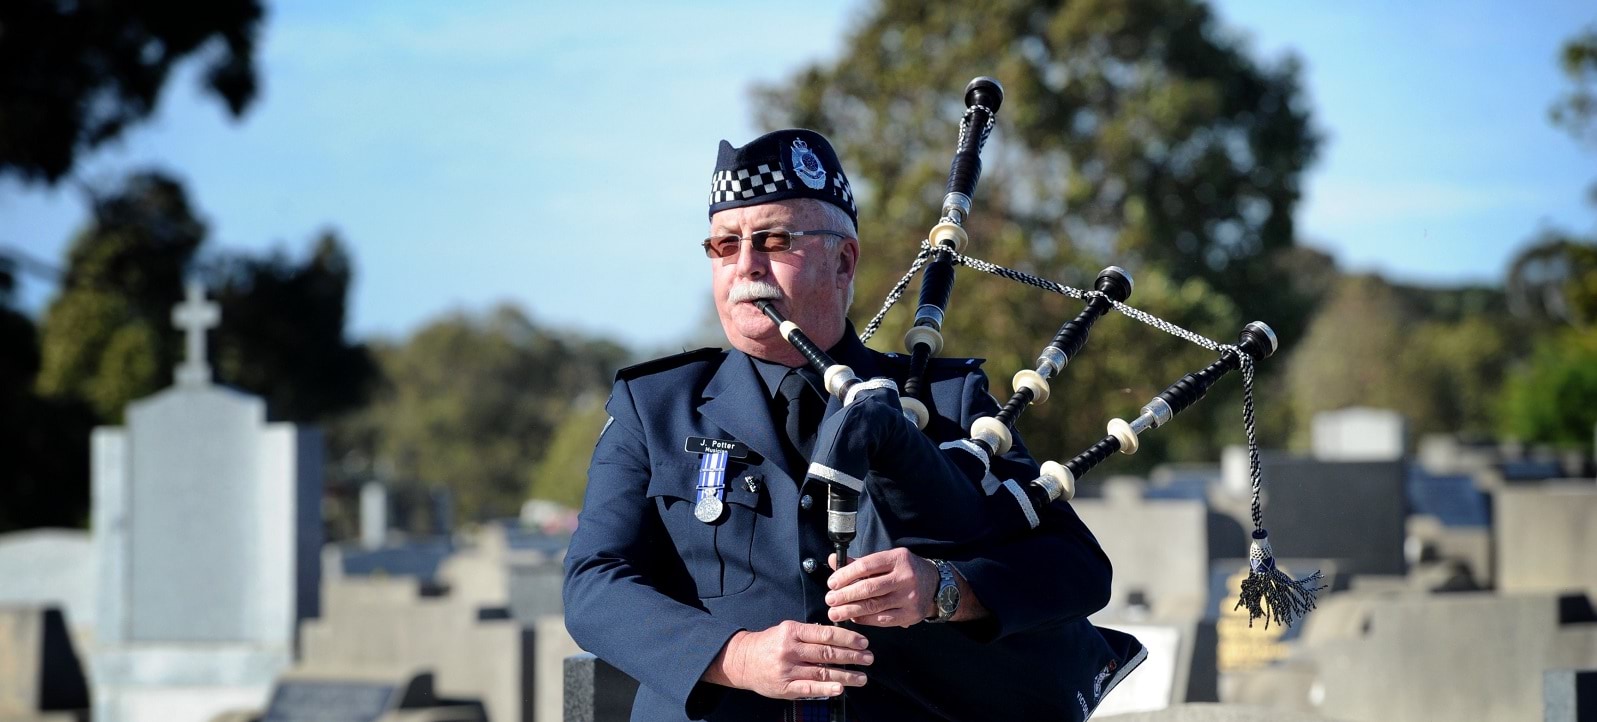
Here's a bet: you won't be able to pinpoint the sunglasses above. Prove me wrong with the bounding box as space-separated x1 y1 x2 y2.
701 229 848 259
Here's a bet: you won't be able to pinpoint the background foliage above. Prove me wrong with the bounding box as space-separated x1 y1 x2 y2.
3 1 1596 533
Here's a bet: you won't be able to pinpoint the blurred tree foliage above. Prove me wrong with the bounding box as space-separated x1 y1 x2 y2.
208 233 380 423
0 254 98 532
36 172 204 420
528 394 612 509
754 0 1319 466
1286 275 1515 443
36 171 375 425
1506 232 1597 327
1550 24 1597 151
0 0 263 183
22 171 375 530
1501 328 1597 449
334 306 626 522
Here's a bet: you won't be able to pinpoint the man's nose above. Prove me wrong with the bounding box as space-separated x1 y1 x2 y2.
732 239 770 277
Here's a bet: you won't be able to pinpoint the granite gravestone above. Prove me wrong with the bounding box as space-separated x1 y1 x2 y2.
91 283 323 722
1074 495 1209 622
296 575 532 722
1254 457 1407 576
1496 483 1597 599
1308 592 1597 722
260 670 486 722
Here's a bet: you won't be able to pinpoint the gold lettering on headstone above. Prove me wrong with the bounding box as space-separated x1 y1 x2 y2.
1215 567 1290 672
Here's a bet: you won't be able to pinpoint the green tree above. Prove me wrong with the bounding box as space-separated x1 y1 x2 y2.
528 394 611 508
1507 233 1597 327
208 231 379 423
1286 274 1518 443
35 172 203 420
0 256 97 532
1550 24 1597 150
341 305 627 523
1500 328 1597 451
0 0 264 183
755 0 1319 467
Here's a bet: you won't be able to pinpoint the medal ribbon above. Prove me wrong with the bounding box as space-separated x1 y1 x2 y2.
695 450 728 515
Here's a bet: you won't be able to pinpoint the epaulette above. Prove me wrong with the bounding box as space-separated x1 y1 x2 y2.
615 347 723 381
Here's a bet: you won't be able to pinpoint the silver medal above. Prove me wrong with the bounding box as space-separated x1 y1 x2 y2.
694 495 725 523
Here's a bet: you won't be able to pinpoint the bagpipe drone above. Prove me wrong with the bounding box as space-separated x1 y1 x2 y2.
767 77 1323 629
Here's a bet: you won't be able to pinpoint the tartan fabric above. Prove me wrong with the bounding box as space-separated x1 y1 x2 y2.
785 698 844 722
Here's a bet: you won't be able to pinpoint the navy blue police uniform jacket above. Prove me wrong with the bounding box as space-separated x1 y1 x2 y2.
564 327 1145 721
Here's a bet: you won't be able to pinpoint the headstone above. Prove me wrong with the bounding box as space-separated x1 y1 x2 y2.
260 670 487 722
0 607 89 719
332 539 455 584
91 284 323 722
361 481 389 550
1496 484 1597 599
1098 622 1188 712
1075 497 1208 622
0 530 96 638
297 575 533 722
1311 407 1405 461
562 654 637 722
1303 592 1597 722
1254 458 1407 576
1220 446 1251 499
1207 560 1338 673
1544 669 1597 722
535 616 583 722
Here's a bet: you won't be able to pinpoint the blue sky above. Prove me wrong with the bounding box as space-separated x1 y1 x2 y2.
3 0 1592 351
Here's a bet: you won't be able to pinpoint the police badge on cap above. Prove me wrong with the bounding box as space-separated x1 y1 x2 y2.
708 129 857 224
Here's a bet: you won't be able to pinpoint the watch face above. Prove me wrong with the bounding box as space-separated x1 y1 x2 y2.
937 583 960 615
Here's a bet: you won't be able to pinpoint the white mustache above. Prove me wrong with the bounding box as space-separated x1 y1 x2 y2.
728 281 784 305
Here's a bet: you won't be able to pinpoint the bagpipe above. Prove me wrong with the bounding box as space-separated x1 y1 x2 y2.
767 77 1323 629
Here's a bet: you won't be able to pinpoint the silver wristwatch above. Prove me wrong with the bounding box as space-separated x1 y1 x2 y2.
925 558 960 623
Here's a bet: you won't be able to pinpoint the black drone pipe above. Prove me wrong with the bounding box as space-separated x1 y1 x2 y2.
901 77 1005 430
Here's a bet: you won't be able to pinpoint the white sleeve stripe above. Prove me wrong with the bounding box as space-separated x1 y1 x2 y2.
1002 479 1041 529
807 463 866 493
843 377 900 407
938 439 990 471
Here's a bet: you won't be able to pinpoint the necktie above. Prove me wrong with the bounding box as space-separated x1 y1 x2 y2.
778 368 822 461
778 368 848 722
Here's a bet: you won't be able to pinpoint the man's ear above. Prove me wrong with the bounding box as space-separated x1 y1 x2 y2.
836 238 859 286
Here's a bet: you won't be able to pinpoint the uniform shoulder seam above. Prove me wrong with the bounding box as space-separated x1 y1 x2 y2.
615 347 723 381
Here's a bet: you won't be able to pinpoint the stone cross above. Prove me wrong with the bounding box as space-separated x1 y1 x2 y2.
171 280 219 387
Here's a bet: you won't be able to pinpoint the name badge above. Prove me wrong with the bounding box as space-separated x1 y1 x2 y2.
684 436 749 459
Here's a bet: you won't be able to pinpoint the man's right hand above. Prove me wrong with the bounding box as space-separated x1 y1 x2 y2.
702 620 873 699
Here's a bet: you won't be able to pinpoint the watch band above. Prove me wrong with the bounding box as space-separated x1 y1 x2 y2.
926 558 959 623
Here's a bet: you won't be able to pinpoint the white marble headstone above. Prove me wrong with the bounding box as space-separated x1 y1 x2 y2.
1311 407 1406 461
91 283 323 722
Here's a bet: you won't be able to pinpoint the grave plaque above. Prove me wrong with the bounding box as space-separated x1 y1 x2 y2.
261 679 400 722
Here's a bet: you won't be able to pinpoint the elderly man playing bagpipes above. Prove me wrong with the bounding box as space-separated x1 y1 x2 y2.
561 78 1185 722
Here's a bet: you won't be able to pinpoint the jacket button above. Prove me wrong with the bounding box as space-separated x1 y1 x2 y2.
800 494 814 510
802 557 817 573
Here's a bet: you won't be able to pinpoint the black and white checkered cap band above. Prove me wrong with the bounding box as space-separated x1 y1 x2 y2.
832 172 856 216
709 164 790 205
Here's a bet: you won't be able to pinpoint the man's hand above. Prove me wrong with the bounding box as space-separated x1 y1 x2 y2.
826 548 990 626
702 621 872 699
823 548 940 626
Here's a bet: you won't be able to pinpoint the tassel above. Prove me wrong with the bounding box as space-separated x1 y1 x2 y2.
1233 528 1325 629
